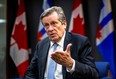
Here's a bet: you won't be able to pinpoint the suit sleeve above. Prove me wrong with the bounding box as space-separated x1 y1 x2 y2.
24 44 39 79
72 38 99 79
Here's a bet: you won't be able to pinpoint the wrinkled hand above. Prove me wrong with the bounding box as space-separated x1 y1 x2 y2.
51 43 74 70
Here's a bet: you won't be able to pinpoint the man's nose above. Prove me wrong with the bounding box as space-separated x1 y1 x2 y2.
48 25 54 31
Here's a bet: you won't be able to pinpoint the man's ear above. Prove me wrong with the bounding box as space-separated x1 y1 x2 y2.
63 22 67 29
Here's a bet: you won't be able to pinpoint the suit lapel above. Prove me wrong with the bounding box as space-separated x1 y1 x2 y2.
63 32 72 51
40 39 50 78
63 32 72 79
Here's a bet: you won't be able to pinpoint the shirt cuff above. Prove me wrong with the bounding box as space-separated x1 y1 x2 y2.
66 59 75 74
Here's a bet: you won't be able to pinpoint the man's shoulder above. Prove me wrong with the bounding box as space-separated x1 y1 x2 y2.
37 37 49 45
68 32 88 40
67 32 91 47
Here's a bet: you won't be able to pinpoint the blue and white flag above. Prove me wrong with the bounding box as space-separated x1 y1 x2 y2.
96 0 116 78
38 0 52 41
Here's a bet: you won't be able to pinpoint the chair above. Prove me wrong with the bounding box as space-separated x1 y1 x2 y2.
95 62 113 79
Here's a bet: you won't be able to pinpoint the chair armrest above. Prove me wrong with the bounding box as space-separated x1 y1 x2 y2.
95 62 110 78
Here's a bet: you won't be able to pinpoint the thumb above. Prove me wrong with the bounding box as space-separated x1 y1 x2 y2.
65 43 72 53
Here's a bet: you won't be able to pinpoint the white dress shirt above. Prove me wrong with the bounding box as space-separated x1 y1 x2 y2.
44 32 75 79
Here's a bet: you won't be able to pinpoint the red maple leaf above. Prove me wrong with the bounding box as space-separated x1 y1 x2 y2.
12 21 28 50
96 24 102 39
71 15 85 35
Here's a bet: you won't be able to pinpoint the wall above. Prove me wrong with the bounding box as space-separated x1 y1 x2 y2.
0 0 6 79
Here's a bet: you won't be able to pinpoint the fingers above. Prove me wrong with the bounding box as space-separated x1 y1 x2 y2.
65 43 72 53
51 51 63 58
51 51 64 64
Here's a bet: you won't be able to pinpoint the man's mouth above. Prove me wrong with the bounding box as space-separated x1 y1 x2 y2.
49 33 56 37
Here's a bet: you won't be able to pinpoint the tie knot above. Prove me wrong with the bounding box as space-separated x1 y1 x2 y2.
53 43 58 51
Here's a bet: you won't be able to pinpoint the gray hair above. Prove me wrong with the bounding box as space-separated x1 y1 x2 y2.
40 6 67 24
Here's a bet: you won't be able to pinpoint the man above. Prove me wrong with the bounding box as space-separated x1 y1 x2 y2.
24 6 99 79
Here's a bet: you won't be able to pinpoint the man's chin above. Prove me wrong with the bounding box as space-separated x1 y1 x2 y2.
49 37 59 42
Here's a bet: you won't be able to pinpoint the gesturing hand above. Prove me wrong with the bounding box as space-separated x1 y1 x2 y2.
51 43 74 70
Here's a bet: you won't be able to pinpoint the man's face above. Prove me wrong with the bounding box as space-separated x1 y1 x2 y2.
42 12 66 42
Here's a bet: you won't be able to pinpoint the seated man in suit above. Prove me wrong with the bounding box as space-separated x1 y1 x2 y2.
24 6 99 79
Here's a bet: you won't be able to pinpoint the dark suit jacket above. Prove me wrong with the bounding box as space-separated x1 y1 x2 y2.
24 32 99 79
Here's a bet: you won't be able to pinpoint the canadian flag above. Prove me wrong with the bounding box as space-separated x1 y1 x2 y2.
10 0 29 78
69 0 85 35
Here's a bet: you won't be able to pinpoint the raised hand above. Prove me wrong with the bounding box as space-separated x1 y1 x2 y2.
51 43 74 70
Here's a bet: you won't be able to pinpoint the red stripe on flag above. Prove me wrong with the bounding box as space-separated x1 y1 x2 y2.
17 0 25 16
17 60 29 78
38 32 42 41
73 0 82 10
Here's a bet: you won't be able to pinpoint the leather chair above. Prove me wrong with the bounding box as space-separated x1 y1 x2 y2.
95 62 113 79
